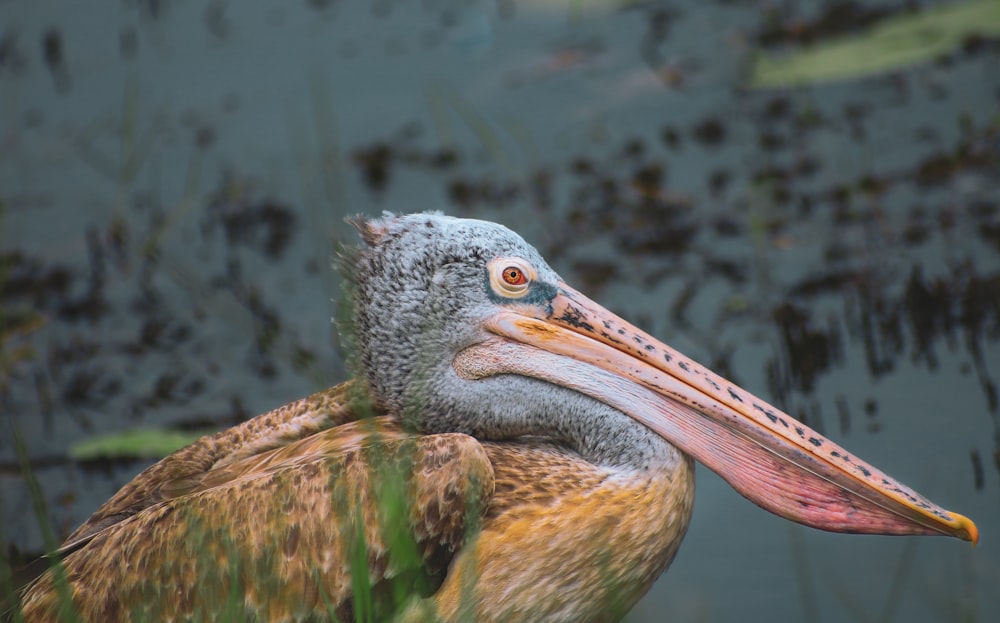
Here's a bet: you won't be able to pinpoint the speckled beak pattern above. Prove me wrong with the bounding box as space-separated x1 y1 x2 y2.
456 280 978 543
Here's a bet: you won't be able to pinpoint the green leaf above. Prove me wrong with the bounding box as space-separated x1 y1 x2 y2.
69 428 205 461
749 0 1000 89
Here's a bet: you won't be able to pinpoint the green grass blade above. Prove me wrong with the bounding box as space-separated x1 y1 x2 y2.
12 427 80 623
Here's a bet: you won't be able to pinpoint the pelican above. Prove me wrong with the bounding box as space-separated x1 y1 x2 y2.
20 212 977 622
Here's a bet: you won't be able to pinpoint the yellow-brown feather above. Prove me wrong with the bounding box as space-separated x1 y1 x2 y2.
404 444 694 623
20 382 693 623
20 385 494 622
60 383 363 552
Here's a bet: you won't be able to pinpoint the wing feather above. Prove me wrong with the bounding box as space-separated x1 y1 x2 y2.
58 381 364 553
21 385 495 622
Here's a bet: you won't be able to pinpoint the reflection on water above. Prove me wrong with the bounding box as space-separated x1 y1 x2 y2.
2 1 998 621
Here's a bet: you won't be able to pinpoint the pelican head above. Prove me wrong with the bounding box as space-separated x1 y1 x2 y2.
349 212 563 424
346 211 977 542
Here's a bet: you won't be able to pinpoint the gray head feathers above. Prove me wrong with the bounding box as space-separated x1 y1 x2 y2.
336 212 678 470
341 212 552 417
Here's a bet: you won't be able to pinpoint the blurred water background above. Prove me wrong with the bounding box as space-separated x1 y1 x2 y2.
2 1 999 621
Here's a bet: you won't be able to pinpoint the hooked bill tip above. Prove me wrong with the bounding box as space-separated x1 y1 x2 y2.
955 513 979 546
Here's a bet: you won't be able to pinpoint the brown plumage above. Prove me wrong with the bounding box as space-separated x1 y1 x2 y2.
18 213 975 622
21 380 691 622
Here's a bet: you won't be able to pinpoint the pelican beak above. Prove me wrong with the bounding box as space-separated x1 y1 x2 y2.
454 281 978 543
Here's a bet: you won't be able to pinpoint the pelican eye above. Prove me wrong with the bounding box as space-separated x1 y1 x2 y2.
502 266 527 286
489 257 535 298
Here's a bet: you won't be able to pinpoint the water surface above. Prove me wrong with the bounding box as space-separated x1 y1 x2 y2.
2 1 998 621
